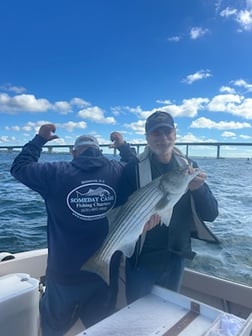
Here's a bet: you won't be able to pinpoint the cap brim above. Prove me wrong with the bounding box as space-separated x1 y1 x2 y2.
74 142 99 149
146 123 174 134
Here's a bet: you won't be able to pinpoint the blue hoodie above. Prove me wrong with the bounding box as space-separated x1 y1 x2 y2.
10 135 136 284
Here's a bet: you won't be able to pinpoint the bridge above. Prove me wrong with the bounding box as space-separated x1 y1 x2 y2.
1 142 252 158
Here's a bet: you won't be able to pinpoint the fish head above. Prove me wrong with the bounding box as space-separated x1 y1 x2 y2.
159 165 200 194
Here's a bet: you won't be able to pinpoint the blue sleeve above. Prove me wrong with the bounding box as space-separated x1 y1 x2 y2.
191 185 218 222
10 135 54 198
189 159 218 222
117 142 137 163
116 160 139 206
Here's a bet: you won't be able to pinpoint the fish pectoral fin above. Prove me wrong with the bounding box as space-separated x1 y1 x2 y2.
160 209 173 227
81 254 111 286
155 194 170 210
121 241 137 258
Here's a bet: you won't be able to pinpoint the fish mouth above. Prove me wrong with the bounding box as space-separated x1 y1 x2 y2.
179 164 198 175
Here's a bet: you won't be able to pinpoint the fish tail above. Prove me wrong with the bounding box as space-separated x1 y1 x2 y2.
81 255 111 285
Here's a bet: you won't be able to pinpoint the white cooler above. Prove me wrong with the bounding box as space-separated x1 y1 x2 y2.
0 273 40 336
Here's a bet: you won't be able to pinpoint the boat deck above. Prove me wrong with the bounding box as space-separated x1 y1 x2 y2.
77 286 251 336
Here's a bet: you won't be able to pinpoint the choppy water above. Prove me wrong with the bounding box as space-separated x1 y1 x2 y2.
0 152 251 287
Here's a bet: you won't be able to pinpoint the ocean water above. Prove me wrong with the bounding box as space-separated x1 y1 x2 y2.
0 152 252 287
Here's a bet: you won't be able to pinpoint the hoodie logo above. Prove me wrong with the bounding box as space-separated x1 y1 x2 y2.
67 182 116 220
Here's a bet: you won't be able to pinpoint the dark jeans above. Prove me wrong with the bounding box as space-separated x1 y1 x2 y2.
40 253 122 335
40 275 113 336
125 252 185 304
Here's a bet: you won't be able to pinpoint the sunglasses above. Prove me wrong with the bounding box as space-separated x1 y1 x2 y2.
149 127 174 137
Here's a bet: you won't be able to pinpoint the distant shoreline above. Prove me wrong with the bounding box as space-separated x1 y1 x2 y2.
1 141 252 159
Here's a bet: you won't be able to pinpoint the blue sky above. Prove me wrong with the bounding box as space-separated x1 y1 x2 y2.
1 0 252 156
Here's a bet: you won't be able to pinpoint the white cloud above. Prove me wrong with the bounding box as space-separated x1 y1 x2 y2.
136 98 208 121
219 86 236 94
156 99 172 105
167 27 208 43
125 98 210 134
0 93 52 113
0 135 16 144
78 106 116 124
182 70 212 84
160 98 209 117
236 9 252 31
56 121 88 132
177 132 202 142
111 105 143 116
5 120 50 133
23 123 39 132
240 134 252 139
190 117 251 130
125 119 146 135
207 94 252 118
0 92 98 116
4 125 21 132
0 83 26 94
232 79 252 92
70 97 90 108
5 120 88 134
221 131 236 137
53 101 72 114
220 7 237 18
208 94 242 111
189 27 209 39
219 2 252 31
168 36 181 42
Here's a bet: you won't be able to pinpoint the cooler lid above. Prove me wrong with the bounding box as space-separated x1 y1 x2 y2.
0 273 39 302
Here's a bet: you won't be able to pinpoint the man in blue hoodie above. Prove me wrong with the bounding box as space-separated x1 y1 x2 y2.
10 123 136 336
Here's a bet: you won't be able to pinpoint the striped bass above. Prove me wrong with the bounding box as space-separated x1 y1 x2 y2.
81 166 200 285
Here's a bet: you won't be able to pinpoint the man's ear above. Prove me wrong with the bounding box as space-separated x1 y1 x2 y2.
72 146 88 158
71 148 77 158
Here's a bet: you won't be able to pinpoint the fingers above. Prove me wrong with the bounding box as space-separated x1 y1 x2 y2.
110 131 119 141
197 171 207 179
189 172 207 191
110 131 124 148
38 124 59 141
143 214 161 233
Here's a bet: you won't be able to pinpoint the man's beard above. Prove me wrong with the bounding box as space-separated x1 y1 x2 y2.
150 142 174 156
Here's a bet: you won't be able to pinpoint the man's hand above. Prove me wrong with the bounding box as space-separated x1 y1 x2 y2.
143 214 161 233
38 124 59 142
109 131 124 149
189 171 207 191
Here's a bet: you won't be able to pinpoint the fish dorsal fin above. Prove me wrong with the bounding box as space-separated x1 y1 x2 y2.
161 209 173 227
155 193 173 227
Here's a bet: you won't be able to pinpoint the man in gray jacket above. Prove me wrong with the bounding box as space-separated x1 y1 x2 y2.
117 111 219 304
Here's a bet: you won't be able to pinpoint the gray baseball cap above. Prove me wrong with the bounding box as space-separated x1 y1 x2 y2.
145 111 175 134
74 135 99 149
